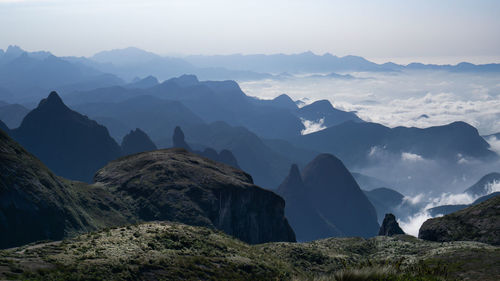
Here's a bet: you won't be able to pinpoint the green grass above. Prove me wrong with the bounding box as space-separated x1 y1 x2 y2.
0 222 498 280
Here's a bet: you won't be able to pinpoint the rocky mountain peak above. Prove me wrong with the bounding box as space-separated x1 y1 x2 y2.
172 126 192 151
378 213 405 236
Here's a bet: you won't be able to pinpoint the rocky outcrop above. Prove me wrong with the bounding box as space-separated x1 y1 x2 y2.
0 129 130 249
172 126 192 151
378 214 405 236
121 128 157 156
419 195 500 245
11 92 122 182
277 154 379 241
94 148 296 244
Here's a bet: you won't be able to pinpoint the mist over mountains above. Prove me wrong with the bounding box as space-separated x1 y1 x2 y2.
1 44 499 251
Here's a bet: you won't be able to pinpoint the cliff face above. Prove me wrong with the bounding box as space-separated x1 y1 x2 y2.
419 195 500 245
94 148 296 244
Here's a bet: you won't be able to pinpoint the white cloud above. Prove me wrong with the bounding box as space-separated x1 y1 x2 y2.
486 136 500 155
240 71 500 135
398 190 485 237
401 152 424 162
300 118 326 135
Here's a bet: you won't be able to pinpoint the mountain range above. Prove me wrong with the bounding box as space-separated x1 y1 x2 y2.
2 45 499 104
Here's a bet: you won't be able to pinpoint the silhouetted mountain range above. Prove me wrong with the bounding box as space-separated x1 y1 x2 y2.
184 51 500 74
0 46 123 102
278 154 379 241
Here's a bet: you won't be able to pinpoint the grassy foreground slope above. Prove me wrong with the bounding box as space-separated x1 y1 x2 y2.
0 222 498 281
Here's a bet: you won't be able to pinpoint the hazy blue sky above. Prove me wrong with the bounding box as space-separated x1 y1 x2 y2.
1 0 499 63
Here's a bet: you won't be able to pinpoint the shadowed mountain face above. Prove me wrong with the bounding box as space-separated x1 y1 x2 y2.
0 129 131 249
419 195 500 245
11 92 122 182
278 154 379 241
94 148 296 244
121 128 157 156
301 154 379 237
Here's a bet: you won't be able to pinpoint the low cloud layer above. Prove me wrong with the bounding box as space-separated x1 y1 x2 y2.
240 71 500 135
300 118 326 135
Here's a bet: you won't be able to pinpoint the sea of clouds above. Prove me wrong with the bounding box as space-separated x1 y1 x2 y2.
240 70 500 135
241 70 500 236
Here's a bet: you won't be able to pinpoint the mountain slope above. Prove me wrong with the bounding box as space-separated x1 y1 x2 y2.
278 154 379 241
94 148 296 244
0 129 131 249
301 154 379 237
2 221 498 281
11 92 122 182
419 195 500 245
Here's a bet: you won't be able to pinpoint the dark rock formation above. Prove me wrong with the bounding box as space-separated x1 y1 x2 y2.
277 164 334 241
121 128 157 156
172 126 192 151
301 154 379 238
94 148 296 244
11 92 122 182
464 172 500 197
419 195 500 245
277 154 379 241
378 214 405 236
0 129 130 249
